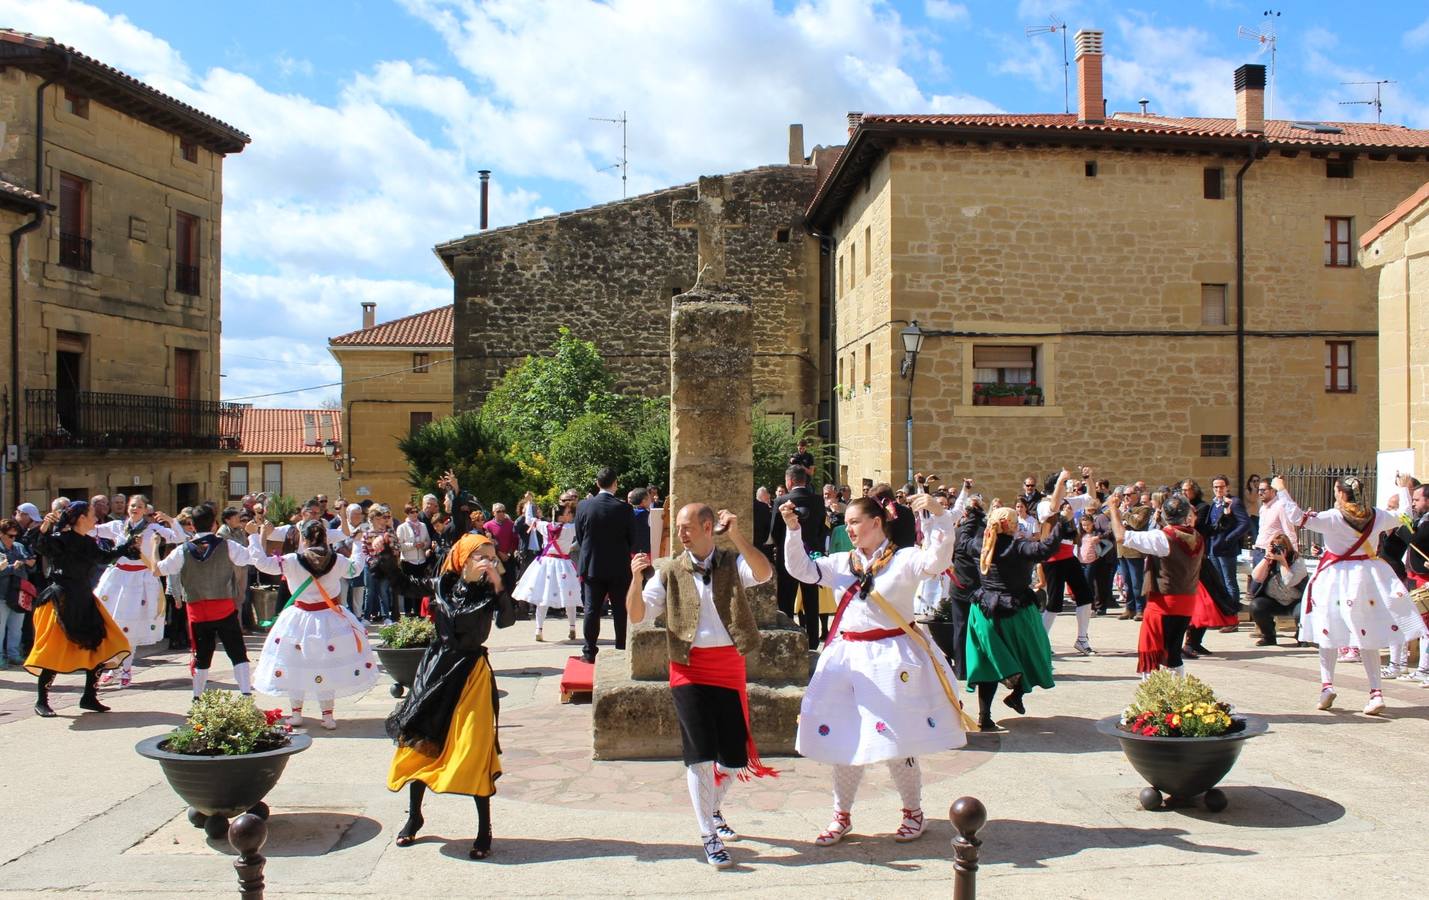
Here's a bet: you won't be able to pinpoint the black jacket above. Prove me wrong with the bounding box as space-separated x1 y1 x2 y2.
950 507 985 603
36 529 133 650
889 502 916 550
573 491 637 581
771 485 825 563
753 500 773 550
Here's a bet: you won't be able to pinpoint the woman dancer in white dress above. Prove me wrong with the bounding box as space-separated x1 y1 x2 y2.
248 520 379 729
781 493 971 846
92 495 181 687
1296 475 1427 715
514 502 579 642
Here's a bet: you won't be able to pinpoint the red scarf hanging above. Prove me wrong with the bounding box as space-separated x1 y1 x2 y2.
669 645 777 783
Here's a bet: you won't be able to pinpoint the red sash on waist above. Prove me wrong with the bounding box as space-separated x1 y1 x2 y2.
294 599 332 612
1048 543 1075 563
186 597 237 622
841 625 909 641
1304 518 1377 614
116 562 149 572
669 645 777 783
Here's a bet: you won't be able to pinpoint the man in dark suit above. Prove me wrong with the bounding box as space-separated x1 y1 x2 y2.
770 464 826 649
1207 474 1251 607
575 466 637 663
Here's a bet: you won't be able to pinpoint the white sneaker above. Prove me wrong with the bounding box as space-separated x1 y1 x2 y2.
287 713 304 727
1380 663 1405 679
701 834 733 868
1073 638 1096 656
534 631 544 642
1397 669 1426 682
320 713 338 730
1363 694 1386 716
1317 687 1337 710
712 810 738 842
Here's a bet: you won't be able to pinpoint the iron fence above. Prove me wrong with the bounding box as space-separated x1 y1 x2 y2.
59 232 91 271
176 263 201 295
1265 459 1377 555
25 388 243 452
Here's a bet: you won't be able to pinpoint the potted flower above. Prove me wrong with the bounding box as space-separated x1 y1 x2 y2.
972 384 986 406
1024 382 1043 406
376 615 436 698
1095 671 1267 812
135 691 311 839
984 383 1021 407
923 598 959 666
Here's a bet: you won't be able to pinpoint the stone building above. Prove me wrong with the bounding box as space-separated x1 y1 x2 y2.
1360 182 1429 471
806 32 1429 497
0 30 248 511
328 302 453 504
436 156 827 428
223 407 344 507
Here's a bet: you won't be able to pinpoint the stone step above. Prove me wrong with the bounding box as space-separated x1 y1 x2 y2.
625 624 812 684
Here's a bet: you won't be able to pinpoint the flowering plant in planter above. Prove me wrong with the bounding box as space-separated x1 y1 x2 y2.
1119 671 1235 737
379 615 436 649
1024 381 1043 404
163 691 293 756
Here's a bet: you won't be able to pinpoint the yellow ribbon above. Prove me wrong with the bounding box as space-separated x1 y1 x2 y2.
867 589 981 734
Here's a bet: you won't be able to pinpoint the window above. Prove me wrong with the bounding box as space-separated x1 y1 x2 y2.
1203 167 1224 199
849 242 856 288
864 226 871 276
1201 284 1228 326
227 463 248 499
973 344 1036 386
837 357 845 392
62 88 89 118
410 411 434 435
1326 159 1354 179
1325 216 1353 267
180 139 198 163
1200 435 1231 458
1325 341 1353 393
262 461 283 495
58 173 91 271
1084 160 1098 177
863 344 871 389
318 411 335 442
412 352 431 374
175 212 201 293
838 255 845 297
775 228 790 243
302 413 318 447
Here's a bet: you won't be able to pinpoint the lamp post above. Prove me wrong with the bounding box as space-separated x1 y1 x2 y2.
899 320 926 484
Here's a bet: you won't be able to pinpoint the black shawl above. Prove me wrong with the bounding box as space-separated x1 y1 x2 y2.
36 530 132 650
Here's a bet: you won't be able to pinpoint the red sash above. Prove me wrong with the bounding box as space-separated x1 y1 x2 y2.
1304 517 1376 614
116 562 149 572
669 645 777 783
841 625 908 641
185 597 238 674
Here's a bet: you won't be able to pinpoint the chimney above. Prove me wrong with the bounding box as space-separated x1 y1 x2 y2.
1235 64 1266 133
847 111 863 137
1075 30 1104 124
788 123 805 165
361 301 376 330
478 169 491 230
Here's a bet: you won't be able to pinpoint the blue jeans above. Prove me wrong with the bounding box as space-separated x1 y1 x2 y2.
1118 558 1145 612
1209 554 1242 605
364 573 392 620
0 604 24 662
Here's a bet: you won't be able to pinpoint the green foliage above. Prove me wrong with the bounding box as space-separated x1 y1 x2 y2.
398 411 543 511
752 404 832 491
378 615 436 649
548 412 633 493
622 398 670 493
263 494 298 526
163 691 290 756
1121 671 1233 738
479 327 618 460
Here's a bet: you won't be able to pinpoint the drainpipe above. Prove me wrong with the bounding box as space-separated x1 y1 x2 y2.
808 227 835 473
8 71 61 506
1234 147 1258 496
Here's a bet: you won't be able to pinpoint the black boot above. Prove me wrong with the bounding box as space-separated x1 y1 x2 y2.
1003 687 1027 715
470 795 493 860
35 669 57 718
79 668 110 713
396 782 425 847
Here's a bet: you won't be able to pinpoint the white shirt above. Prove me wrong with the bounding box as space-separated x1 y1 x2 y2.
641 549 768 648
157 532 258 575
93 518 181 546
1119 528 1172 558
782 510 956 634
247 534 365 601
396 519 432 564
1036 493 1091 524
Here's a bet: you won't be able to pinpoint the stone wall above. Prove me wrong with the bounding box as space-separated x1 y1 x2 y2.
832 141 1429 497
444 165 822 424
1364 192 1429 470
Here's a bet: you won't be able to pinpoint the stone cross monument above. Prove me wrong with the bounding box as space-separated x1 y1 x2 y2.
590 175 808 761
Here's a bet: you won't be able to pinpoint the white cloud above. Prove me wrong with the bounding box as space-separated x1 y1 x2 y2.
924 1 969 24
1406 17 1429 50
1102 15 1240 117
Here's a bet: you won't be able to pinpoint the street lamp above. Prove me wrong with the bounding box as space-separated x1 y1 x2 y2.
322 439 343 474
899 320 926 484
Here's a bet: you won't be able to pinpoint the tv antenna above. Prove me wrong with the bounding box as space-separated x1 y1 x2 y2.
1339 80 1395 123
1237 10 1281 120
1024 16 1069 114
590 111 628 198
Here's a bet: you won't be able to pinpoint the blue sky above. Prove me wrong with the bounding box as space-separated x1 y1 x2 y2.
4 0 1429 406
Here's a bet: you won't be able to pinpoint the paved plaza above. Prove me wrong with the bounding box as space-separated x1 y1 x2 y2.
0 613 1423 899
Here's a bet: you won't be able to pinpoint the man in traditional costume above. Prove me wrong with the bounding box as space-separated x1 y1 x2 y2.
627 503 774 868
1108 492 1203 677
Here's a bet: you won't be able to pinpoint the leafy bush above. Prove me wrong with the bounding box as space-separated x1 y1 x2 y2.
753 404 833 490
163 691 291 756
399 411 543 511
379 615 436 649
548 412 633 493
1120 671 1234 737
479 327 619 460
621 398 669 494
263 494 299 526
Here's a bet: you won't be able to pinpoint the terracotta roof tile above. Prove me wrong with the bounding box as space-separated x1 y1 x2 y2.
238 408 342 455
329 305 453 347
1359 181 1429 249
0 177 46 208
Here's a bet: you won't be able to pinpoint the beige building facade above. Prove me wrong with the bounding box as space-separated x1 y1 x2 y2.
809 36 1429 498
224 407 343 507
0 31 248 512
329 303 453 505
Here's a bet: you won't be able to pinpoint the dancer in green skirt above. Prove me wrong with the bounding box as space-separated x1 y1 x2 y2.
965 472 1068 732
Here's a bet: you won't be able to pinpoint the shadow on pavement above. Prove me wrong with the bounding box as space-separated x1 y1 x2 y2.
68 709 187 731
202 812 383 856
979 819 1256 868
968 715 1108 755
1168 786 1346 828
494 666 563 678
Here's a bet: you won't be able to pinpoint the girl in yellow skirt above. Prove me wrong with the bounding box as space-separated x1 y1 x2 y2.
386 531 503 859
26 501 134 717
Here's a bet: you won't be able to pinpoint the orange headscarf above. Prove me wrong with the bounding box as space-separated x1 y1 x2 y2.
444 532 493 574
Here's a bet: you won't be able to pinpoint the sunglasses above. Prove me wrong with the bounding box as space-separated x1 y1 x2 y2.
1024 483 1035 488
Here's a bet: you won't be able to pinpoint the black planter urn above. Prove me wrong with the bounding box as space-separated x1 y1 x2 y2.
375 645 429 698
1096 714 1267 811
925 620 958 667
136 733 311 839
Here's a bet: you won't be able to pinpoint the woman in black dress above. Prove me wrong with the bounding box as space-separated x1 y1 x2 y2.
25 502 135 717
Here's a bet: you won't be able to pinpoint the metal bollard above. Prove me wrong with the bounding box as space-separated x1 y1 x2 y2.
228 813 268 900
950 795 987 900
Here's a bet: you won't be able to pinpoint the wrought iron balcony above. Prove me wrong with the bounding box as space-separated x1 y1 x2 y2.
25 389 243 452
176 263 201 295
59 231 92 271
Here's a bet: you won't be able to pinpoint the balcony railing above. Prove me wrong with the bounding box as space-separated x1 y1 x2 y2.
59 232 92 271
176 263 201 295
25 389 243 452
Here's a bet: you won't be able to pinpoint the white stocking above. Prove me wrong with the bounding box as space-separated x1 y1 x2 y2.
887 757 922 810
1075 604 1091 643
535 605 548 630
1389 632 1407 667
567 602 578 628
832 764 864 813
192 668 209 698
1319 645 1337 686
122 644 139 676
1041 610 1057 633
1362 653 1383 691
1418 639 1429 674
686 762 717 836
318 690 336 715
712 764 734 814
234 662 252 695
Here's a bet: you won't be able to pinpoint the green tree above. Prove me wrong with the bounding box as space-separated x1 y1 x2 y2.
752 406 832 493
398 411 544 510
479 327 618 459
622 398 670 493
547 412 633 493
